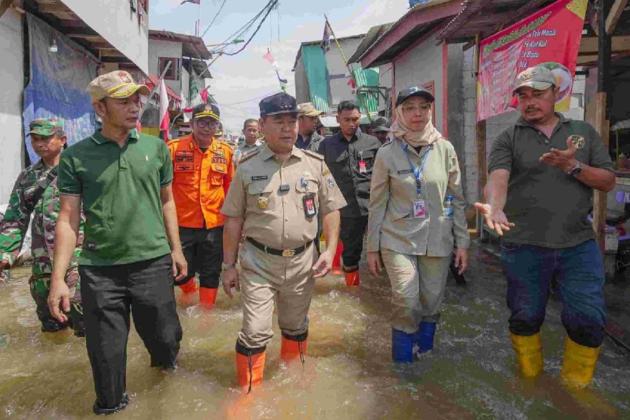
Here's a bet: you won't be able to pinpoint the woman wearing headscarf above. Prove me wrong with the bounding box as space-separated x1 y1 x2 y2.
366 86 470 363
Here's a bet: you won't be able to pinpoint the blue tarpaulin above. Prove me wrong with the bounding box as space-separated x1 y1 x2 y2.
23 15 97 163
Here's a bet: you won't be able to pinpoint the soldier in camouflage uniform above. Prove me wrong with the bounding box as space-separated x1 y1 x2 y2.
0 119 84 335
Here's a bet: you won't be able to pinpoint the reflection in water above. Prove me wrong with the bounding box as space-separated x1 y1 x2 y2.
0 247 629 419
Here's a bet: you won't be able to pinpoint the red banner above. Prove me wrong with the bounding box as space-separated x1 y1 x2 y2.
476 0 587 121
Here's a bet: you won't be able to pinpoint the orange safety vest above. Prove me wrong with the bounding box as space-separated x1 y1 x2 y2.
167 134 234 229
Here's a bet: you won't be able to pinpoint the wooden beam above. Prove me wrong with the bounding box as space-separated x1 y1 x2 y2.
580 35 630 54
606 0 629 34
592 93 609 252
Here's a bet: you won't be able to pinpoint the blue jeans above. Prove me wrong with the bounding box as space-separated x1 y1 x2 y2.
500 239 606 347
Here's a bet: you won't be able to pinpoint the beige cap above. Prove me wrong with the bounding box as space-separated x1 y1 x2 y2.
298 102 324 117
87 70 150 101
513 65 556 94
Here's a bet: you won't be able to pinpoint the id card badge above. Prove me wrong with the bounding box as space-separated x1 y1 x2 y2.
413 199 427 219
303 193 317 219
358 160 367 174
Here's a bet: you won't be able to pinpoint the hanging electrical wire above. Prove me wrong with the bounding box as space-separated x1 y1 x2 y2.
200 0 228 38
220 0 278 56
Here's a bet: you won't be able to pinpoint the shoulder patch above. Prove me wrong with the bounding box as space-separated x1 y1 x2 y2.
239 149 260 164
302 149 324 160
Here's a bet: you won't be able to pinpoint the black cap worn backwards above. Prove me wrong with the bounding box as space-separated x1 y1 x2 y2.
259 92 298 117
396 86 435 107
193 102 220 120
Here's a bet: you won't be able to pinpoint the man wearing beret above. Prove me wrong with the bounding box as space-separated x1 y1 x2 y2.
221 92 346 392
48 70 187 414
0 118 84 335
168 102 234 309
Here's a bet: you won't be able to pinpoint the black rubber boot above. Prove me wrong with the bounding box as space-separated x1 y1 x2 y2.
40 318 68 333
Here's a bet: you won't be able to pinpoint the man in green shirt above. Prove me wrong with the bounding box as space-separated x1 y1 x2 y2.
476 65 615 389
48 71 187 415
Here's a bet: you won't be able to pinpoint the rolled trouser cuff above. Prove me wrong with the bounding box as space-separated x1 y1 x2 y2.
236 340 266 356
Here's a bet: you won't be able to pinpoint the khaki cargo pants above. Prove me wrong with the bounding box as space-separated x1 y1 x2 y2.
381 249 451 334
237 241 317 349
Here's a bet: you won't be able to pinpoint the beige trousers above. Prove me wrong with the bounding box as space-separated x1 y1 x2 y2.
237 241 317 349
381 249 451 334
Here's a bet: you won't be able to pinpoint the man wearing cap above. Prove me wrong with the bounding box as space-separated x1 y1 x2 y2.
475 64 615 388
221 92 346 392
296 102 325 152
233 118 263 165
370 117 391 144
48 70 187 415
168 102 234 309
318 100 381 287
0 119 84 335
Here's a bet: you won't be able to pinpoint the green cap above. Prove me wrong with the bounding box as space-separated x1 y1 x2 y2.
513 65 557 94
28 118 64 137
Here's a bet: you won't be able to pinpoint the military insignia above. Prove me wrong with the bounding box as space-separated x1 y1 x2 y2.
569 135 585 150
323 167 330 176
327 176 336 188
257 196 269 209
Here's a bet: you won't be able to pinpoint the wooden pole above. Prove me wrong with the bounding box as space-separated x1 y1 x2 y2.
593 0 612 251
473 34 488 238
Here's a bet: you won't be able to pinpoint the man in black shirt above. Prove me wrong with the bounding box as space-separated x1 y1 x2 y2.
296 102 325 152
318 101 381 286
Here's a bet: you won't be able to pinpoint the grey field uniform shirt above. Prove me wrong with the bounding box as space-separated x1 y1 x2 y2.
488 114 614 248
318 131 381 218
221 144 346 250
367 137 470 257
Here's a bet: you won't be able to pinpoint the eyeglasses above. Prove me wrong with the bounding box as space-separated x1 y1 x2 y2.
195 119 219 129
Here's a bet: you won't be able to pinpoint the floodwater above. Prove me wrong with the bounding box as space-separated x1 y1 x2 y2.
0 245 629 419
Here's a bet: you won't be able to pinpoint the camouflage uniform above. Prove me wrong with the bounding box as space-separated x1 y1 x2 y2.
0 160 84 333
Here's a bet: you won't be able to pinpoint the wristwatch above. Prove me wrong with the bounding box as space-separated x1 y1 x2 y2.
221 262 236 271
567 161 582 177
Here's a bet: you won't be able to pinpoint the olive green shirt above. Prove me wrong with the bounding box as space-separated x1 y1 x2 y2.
221 144 347 250
58 130 173 266
367 137 470 257
488 114 614 248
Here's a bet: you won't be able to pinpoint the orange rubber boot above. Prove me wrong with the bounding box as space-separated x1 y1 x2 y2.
199 287 218 310
332 242 344 275
178 278 198 306
236 351 266 393
345 271 360 287
281 336 308 363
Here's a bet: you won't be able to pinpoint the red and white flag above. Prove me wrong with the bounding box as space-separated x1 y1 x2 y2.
159 78 170 141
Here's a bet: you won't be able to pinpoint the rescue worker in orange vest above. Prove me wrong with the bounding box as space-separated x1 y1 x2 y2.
167 103 235 309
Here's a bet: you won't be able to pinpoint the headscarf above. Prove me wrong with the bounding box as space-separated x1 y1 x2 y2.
390 103 442 148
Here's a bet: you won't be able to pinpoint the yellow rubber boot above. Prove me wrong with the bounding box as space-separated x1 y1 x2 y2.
560 337 600 388
510 333 543 377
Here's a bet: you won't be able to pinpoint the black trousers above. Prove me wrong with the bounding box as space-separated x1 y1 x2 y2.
179 226 223 288
80 254 183 408
340 216 368 271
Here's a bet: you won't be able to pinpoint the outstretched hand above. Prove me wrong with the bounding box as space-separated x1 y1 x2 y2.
539 136 578 172
474 202 514 236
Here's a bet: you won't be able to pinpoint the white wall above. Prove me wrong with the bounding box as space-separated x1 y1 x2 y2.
0 9 25 205
148 39 182 94
61 0 149 74
393 34 445 132
378 63 394 113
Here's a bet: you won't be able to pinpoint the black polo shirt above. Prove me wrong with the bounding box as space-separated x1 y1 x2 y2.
488 114 613 248
318 131 381 217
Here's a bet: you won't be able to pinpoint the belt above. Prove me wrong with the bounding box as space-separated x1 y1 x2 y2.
246 237 312 257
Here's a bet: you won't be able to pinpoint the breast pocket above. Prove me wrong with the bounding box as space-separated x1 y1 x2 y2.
360 148 378 172
295 177 319 218
247 181 275 213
